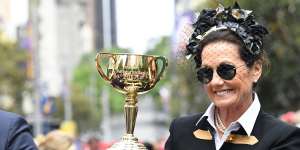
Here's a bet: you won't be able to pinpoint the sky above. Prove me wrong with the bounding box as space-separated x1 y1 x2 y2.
10 0 28 25
116 0 175 54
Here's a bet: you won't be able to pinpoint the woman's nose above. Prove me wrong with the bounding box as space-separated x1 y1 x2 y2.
209 71 224 86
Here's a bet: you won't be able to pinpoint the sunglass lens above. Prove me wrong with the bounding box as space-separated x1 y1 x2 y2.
197 67 213 84
217 64 236 80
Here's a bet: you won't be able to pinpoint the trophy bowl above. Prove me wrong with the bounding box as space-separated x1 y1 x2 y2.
95 52 168 150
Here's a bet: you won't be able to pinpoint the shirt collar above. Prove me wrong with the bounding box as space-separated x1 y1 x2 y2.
195 103 215 128
237 93 261 135
195 93 261 136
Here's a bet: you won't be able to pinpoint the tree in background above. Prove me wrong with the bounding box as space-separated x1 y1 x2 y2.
146 36 209 117
0 32 28 113
241 0 300 114
145 37 172 111
56 49 128 133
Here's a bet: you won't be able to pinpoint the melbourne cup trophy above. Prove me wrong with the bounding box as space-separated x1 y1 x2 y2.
95 52 168 149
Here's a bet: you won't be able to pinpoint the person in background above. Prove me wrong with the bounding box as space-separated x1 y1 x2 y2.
165 2 300 150
87 136 100 150
0 109 38 149
37 129 73 150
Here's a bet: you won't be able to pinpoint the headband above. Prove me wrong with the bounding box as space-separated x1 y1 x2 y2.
186 2 268 59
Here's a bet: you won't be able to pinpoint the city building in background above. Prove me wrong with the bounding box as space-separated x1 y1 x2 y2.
0 0 29 41
38 0 92 97
29 0 118 98
95 0 117 49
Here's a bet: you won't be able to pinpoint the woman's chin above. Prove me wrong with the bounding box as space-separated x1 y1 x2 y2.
212 95 237 108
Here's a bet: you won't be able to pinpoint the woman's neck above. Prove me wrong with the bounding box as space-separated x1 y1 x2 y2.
216 93 254 128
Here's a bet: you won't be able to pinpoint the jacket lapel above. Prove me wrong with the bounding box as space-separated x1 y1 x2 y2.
193 116 216 150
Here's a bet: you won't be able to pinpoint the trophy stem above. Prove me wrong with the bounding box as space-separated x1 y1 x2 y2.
106 86 147 149
124 86 138 135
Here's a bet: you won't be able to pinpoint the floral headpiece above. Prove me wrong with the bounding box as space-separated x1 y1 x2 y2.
186 2 268 59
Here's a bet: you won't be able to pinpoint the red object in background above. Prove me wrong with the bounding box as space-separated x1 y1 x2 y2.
280 111 296 124
83 139 167 150
83 140 114 150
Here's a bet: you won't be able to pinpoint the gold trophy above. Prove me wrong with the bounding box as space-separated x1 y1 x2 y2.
95 52 168 149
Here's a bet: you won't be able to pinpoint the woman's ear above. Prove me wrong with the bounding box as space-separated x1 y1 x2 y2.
251 61 263 82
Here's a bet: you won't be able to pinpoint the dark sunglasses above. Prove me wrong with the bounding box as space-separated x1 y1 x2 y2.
197 63 245 84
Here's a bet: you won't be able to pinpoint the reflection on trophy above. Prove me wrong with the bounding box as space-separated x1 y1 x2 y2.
95 52 168 149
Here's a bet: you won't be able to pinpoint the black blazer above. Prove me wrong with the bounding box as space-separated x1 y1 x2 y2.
0 110 38 150
165 110 300 150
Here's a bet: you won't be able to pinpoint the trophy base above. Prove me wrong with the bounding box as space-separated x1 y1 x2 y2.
108 134 147 150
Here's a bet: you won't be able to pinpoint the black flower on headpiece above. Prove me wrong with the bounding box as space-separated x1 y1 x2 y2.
186 2 268 59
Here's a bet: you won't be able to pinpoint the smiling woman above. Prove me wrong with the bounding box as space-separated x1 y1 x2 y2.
165 2 300 150
200 40 256 112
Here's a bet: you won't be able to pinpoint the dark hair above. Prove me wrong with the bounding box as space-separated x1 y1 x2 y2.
193 29 268 69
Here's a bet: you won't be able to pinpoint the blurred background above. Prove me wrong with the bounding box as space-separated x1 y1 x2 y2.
0 0 300 149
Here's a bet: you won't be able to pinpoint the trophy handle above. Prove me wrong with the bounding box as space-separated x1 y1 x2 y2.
154 56 168 85
95 53 113 81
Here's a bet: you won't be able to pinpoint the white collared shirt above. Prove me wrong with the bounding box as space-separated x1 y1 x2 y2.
195 93 261 150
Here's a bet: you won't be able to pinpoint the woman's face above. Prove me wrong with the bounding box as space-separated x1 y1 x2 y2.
201 41 262 108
